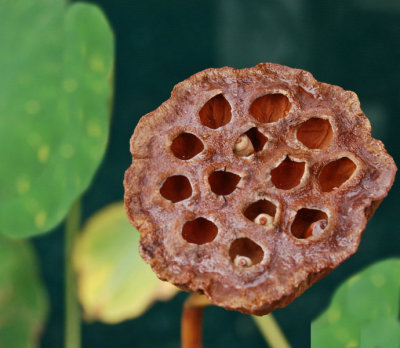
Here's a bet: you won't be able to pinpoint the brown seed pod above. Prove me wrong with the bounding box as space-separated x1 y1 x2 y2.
124 63 396 315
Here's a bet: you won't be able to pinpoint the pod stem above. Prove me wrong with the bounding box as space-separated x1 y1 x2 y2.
181 292 291 348
181 293 211 348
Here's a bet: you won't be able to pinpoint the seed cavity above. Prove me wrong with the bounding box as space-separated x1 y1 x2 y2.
229 238 264 267
297 117 333 149
199 94 232 129
249 93 291 123
182 217 218 245
319 157 356 192
234 255 253 268
160 175 192 203
291 208 328 239
208 170 241 196
234 127 268 157
171 132 204 160
243 199 276 224
271 156 305 190
234 135 255 157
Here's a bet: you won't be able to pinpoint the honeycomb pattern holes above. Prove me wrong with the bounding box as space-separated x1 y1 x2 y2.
171 132 204 160
319 157 356 192
297 117 333 149
244 199 276 222
249 93 291 123
291 208 328 239
271 157 305 190
160 175 192 203
199 94 232 129
208 170 241 196
182 217 218 245
229 238 264 266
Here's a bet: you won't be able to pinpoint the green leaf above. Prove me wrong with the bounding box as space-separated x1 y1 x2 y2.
360 317 400 348
73 202 179 324
0 1 114 238
0 235 48 348
311 258 400 348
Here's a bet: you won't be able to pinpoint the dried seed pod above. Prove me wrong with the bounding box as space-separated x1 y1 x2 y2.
124 63 396 315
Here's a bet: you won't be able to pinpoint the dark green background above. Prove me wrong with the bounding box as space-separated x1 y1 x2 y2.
33 1 400 347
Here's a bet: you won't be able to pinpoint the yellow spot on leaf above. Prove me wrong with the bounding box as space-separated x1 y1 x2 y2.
90 56 105 72
87 121 102 138
37 145 50 163
16 177 31 194
63 78 78 93
327 307 341 323
25 100 41 115
371 273 385 288
345 340 358 348
348 274 360 286
61 144 75 158
35 211 47 228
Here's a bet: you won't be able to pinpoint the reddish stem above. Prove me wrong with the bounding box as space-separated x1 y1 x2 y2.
181 293 211 348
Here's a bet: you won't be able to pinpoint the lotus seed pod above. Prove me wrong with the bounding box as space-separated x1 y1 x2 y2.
124 63 396 315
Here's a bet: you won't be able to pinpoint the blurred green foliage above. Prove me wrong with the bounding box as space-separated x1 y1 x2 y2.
73 202 178 324
312 258 400 348
0 0 114 238
0 234 48 348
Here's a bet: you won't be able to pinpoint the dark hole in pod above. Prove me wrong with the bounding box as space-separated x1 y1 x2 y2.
246 127 268 151
291 208 328 239
243 199 276 222
249 94 291 123
182 217 218 245
297 117 333 149
208 171 241 195
199 94 232 129
271 157 305 190
160 175 192 203
229 238 264 267
319 157 356 192
171 132 204 160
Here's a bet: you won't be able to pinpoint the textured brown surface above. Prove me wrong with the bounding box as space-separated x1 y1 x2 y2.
124 63 396 315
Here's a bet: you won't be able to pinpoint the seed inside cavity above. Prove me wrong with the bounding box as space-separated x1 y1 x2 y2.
291 208 328 239
305 220 327 238
229 237 264 266
234 135 254 157
234 255 253 268
254 213 273 226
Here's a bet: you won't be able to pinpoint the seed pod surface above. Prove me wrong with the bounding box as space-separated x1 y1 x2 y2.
124 63 396 315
